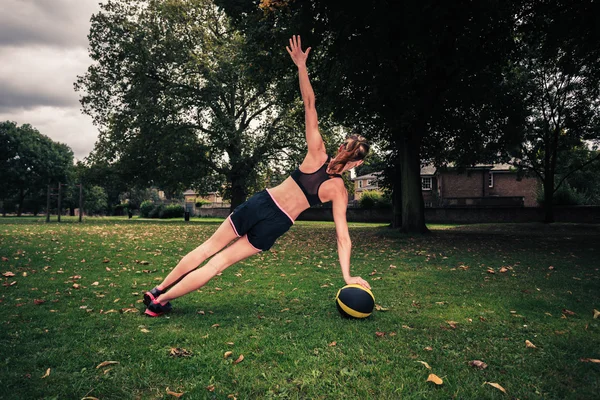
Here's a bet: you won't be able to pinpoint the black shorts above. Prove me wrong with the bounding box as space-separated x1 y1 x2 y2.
228 189 294 251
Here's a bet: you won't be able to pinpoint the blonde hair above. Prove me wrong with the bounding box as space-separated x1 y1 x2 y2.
327 134 370 175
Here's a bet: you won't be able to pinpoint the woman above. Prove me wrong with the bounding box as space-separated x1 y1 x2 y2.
144 35 371 317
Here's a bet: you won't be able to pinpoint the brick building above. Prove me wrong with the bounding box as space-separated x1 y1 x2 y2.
353 164 540 207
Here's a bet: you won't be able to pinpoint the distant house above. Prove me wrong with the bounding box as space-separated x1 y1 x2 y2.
183 190 228 212
353 164 540 207
352 172 382 200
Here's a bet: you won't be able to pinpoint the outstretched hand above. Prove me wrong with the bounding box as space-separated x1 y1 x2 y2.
345 276 371 290
286 35 311 68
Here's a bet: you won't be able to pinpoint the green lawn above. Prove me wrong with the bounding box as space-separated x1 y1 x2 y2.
1 217 599 399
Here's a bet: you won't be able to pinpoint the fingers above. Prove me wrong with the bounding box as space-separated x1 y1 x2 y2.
305 47 311 57
286 46 292 57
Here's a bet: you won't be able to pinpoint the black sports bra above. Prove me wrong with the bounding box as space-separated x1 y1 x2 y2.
291 155 342 206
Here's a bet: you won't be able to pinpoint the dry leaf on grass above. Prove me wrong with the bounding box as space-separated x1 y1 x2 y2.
593 309 600 319
416 361 431 369
96 361 119 369
424 346 433 351
206 385 215 392
2 271 15 277
33 299 45 305
580 358 600 363
328 341 337 347
375 332 385 337
82 397 99 400
224 351 233 359
525 340 537 348
562 309 576 316
41 368 51 378
140 328 150 333
426 373 443 385
169 348 193 358
375 304 389 311
166 388 184 398
233 354 244 364
446 321 458 329
469 360 488 369
499 267 508 273
487 268 495 274
211 324 220 328
484 382 507 394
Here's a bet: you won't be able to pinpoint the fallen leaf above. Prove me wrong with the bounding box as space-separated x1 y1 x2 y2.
593 309 599 319
103 259 110 263
2 271 15 277
198 310 205 315
416 361 431 369
33 299 45 305
140 261 150 265
96 361 119 369
224 351 233 359
1 257 8 262
206 385 215 392
580 358 600 363
140 328 150 333
328 341 337 347
426 374 443 385
226 342 234 345
233 354 244 364
91 281 99 286
458 265 469 270
41 368 50 378
525 340 537 348
469 360 488 369
169 348 193 358
121 308 138 313
401 325 413 330
484 382 507 394
211 324 220 328
166 388 184 398
487 268 495 274
375 304 389 311
72 283 80 289
82 397 99 400
375 332 385 337
446 321 458 329
389 264 397 269
563 309 576 316
499 267 508 273
424 346 433 351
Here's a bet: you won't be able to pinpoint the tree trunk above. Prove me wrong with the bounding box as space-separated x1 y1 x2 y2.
17 188 25 217
543 174 555 223
399 133 428 233
391 182 402 228
229 172 249 213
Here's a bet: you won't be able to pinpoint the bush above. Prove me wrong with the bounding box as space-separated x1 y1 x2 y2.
195 199 212 208
359 190 391 209
160 204 185 219
140 200 154 218
112 203 129 216
148 204 164 218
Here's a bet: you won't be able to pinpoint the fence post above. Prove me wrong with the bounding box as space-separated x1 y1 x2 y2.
57 182 62 222
79 184 83 223
46 184 50 223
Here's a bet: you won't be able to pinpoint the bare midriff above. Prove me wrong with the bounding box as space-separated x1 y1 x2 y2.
267 177 311 221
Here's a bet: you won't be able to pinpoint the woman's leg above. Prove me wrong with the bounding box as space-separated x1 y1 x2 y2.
155 235 260 303
156 218 239 291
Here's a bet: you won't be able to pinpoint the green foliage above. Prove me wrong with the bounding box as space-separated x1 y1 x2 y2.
359 190 391 209
148 204 164 219
0 121 74 216
159 204 185 219
195 199 212 208
84 186 108 215
139 200 155 218
76 0 304 211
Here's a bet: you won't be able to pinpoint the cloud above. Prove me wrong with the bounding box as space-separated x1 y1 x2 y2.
0 0 101 48
0 0 103 159
0 46 91 111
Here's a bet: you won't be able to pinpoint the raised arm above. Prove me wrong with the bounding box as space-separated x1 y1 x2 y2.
286 35 325 155
331 186 371 290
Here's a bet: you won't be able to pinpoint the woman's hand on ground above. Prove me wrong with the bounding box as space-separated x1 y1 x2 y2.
286 35 310 67
345 276 371 290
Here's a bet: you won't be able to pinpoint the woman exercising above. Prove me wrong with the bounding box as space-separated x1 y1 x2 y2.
144 35 371 317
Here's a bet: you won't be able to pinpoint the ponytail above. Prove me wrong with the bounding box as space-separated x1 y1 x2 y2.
327 134 370 176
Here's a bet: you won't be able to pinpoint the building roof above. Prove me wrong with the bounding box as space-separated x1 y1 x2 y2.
352 171 381 181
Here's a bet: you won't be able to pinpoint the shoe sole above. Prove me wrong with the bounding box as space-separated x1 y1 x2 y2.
144 308 164 317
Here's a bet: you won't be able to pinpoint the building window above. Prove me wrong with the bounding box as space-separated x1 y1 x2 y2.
421 177 432 191
358 180 363 188
366 180 372 186
488 173 494 188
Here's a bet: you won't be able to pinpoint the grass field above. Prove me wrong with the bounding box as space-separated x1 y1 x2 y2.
1 217 599 399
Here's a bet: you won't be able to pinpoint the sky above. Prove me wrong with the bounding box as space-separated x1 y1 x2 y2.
0 0 103 160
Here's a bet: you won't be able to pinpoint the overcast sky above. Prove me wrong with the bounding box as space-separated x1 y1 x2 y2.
0 0 103 160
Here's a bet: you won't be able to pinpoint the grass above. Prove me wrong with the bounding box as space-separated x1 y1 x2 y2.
0 217 599 399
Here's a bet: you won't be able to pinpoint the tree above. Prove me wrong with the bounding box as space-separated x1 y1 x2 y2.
509 0 600 222
218 0 524 232
0 121 74 216
76 0 308 211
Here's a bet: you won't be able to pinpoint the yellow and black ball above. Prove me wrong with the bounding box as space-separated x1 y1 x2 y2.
335 284 375 319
